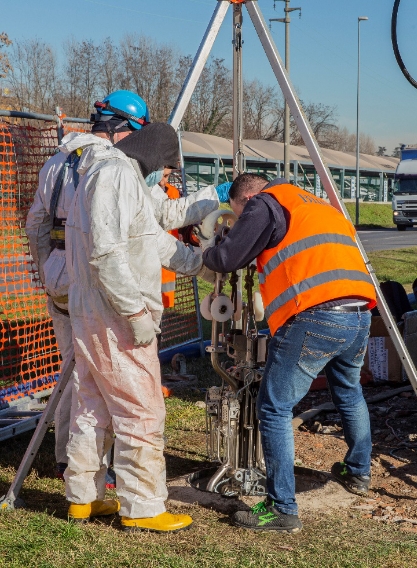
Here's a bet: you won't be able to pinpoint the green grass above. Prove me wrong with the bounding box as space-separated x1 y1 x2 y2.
368 247 417 292
1 507 417 568
1 416 417 568
344 202 394 228
1 244 417 566
2 411 417 568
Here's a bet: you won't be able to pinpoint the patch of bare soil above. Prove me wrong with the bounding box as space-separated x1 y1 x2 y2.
167 384 417 524
293 383 417 530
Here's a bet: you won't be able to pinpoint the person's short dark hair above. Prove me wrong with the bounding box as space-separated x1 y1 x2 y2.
229 173 269 205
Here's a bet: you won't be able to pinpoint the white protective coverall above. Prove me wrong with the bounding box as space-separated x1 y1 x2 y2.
26 132 103 464
64 139 207 518
26 133 219 466
145 176 219 231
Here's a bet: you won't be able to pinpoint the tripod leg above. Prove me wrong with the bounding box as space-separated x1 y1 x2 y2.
246 1 417 395
168 1 229 130
246 2 339 204
0 354 76 510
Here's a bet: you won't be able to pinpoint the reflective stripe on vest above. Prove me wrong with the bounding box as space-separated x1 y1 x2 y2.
257 183 377 334
161 270 176 308
161 280 176 293
264 269 373 321
259 233 358 284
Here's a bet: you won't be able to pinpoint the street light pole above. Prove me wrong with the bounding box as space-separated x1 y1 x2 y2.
355 16 368 226
270 0 301 181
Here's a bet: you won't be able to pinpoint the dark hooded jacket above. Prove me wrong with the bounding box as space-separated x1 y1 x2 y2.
114 122 178 178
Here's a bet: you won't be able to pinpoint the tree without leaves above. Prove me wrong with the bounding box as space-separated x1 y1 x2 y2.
150 44 179 122
63 38 100 117
7 38 60 113
359 133 376 156
324 126 356 152
119 35 155 108
243 79 283 141
290 101 338 148
4 32 379 153
97 38 121 97
309 124 376 155
0 32 12 79
118 34 179 122
178 56 232 136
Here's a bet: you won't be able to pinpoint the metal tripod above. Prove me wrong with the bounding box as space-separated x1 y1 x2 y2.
169 0 417 394
0 354 75 510
2 0 416 512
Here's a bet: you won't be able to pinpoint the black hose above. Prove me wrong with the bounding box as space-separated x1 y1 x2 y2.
391 0 417 89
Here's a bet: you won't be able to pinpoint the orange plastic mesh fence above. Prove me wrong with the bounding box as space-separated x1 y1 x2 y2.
0 119 60 405
0 119 201 406
160 276 200 351
0 119 86 404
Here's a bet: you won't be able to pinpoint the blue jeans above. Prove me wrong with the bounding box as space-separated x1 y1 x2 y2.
257 309 372 515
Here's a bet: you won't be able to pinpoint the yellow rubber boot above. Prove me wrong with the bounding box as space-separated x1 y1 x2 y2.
121 512 193 533
68 499 120 522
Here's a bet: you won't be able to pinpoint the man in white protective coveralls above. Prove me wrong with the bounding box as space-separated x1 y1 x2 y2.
63 123 225 532
26 91 224 484
26 90 151 480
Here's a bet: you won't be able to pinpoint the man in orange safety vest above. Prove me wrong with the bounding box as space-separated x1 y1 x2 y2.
201 172 377 534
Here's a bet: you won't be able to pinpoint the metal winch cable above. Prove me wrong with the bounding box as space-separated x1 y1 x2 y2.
391 0 417 89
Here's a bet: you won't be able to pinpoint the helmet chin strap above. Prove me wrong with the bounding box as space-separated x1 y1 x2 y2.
105 122 115 144
106 119 129 144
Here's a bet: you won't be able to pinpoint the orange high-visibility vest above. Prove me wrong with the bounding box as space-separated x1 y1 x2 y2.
257 183 377 335
161 183 181 308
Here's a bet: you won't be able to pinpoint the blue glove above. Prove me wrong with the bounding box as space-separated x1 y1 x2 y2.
215 182 232 203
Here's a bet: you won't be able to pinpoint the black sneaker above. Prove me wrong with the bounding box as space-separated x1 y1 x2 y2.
232 499 302 533
56 462 67 480
331 461 370 496
105 467 116 489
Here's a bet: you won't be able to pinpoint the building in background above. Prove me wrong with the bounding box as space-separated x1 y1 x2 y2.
181 132 399 202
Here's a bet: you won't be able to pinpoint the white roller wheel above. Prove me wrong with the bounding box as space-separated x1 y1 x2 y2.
210 294 234 322
253 291 265 322
200 294 213 321
233 290 243 322
198 210 237 240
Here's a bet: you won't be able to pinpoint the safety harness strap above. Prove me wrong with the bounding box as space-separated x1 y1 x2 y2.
49 152 80 220
49 158 68 219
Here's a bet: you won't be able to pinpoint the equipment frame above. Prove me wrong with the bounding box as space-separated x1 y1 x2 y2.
169 0 417 395
2 0 416 511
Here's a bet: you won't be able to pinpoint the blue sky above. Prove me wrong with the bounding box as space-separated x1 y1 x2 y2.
1 0 416 153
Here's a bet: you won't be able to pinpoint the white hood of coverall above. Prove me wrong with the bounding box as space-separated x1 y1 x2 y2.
59 131 112 155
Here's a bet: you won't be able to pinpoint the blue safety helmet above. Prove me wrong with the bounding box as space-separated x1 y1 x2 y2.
91 90 150 130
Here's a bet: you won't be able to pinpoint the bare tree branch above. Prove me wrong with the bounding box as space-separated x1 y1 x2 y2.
0 32 12 79
8 38 60 112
